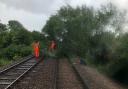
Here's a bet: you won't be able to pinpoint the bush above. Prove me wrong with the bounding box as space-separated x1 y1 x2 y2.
20 46 32 57
0 58 12 66
1 44 32 60
2 44 19 60
103 58 128 84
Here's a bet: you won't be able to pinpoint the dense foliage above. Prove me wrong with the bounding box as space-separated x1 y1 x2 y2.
0 20 45 66
42 4 128 84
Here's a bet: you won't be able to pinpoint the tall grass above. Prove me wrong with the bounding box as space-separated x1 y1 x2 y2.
0 59 12 67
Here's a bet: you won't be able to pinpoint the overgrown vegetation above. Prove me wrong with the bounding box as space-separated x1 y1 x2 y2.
0 20 45 66
42 4 128 85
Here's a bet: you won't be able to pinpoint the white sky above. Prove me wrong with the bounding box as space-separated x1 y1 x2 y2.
0 0 127 32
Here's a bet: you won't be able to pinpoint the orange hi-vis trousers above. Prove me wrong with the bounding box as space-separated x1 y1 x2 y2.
34 46 39 59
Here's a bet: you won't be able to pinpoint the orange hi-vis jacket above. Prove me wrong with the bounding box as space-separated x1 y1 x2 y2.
33 42 40 58
51 41 56 49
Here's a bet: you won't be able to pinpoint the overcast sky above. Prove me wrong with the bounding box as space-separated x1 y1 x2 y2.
0 0 128 32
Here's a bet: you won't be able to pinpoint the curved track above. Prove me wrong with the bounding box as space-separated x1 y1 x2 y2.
0 55 40 89
11 59 58 89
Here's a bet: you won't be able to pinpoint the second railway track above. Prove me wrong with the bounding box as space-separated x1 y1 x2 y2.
57 59 88 89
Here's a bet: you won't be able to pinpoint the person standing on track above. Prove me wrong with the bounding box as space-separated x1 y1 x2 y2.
49 40 56 52
33 41 40 60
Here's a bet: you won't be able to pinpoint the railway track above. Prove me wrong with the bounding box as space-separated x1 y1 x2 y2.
11 59 58 89
0 55 40 89
0 56 88 89
57 59 88 89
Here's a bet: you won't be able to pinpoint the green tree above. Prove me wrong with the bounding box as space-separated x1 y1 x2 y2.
0 23 7 33
8 20 26 31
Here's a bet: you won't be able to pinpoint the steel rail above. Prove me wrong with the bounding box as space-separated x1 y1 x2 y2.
53 59 58 89
68 59 89 89
0 55 33 74
4 58 40 89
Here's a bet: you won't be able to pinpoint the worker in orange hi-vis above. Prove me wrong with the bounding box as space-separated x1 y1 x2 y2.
49 40 56 52
33 41 40 60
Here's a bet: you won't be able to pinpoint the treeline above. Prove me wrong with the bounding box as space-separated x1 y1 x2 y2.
42 4 128 84
0 20 45 66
